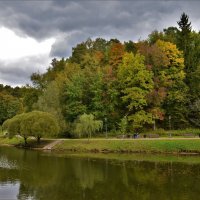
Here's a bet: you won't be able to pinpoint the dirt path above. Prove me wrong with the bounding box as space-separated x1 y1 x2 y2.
43 140 63 150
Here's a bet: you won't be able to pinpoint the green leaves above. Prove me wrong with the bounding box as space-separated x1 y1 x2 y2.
128 110 153 129
155 40 188 128
0 93 23 125
2 111 59 143
177 12 192 58
118 52 154 128
2 19 198 134
118 116 128 135
118 53 153 91
74 113 103 138
62 72 87 122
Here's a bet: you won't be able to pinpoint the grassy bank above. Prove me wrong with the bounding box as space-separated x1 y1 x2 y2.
0 136 23 146
53 138 200 154
0 136 52 148
2 136 200 154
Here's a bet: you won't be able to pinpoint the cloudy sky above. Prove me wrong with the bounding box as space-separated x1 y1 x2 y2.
0 0 200 86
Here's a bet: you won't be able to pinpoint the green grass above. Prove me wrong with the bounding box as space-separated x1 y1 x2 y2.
0 136 53 148
0 136 24 146
53 138 200 154
2 133 200 155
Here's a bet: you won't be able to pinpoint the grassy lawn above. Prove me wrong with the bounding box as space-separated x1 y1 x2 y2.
53 138 200 154
2 136 200 154
0 136 53 148
0 136 23 146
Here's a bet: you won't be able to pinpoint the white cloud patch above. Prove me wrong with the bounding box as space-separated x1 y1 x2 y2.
0 27 54 86
0 54 51 87
0 27 55 60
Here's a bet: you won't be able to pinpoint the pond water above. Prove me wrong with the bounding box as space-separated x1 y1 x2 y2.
0 146 200 200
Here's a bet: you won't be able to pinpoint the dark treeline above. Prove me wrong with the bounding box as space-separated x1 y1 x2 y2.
1 13 200 136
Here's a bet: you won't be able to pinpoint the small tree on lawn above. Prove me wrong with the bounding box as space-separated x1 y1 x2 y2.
3 113 28 144
30 111 59 143
118 116 128 137
74 113 102 139
20 113 36 144
2 111 59 144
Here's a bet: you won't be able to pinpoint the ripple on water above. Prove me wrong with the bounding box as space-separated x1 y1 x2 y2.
0 156 17 169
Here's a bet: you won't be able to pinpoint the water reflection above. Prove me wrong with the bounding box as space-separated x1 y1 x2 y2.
0 146 200 200
0 156 17 169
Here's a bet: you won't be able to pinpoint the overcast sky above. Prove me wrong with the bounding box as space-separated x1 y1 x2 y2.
0 0 200 87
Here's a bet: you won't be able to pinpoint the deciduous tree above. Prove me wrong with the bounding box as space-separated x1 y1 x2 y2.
74 113 102 139
118 52 154 129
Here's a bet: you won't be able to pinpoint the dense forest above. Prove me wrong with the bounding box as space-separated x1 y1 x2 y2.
1 13 200 137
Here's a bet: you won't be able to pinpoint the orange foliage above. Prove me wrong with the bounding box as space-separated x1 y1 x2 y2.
109 43 125 68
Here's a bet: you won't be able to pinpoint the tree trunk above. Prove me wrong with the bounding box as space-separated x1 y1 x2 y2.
24 137 27 146
153 121 156 131
37 136 41 144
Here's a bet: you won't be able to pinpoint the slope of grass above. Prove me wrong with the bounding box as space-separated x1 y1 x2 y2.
53 138 200 154
0 136 53 148
0 136 23 146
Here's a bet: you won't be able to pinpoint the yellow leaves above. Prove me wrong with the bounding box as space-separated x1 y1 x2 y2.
153 40 186 90
156 40 184 69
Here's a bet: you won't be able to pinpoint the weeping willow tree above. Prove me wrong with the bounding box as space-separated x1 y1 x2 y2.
74 113 103 139
2 111 59 144
2 113 27 141
118 116 128 137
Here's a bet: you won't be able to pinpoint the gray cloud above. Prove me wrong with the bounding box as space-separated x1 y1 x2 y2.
50 31 91 57
0 55 50 86
1 1 199 40
0 1 200 85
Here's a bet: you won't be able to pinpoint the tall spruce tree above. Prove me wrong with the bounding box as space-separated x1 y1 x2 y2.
177 12 192 73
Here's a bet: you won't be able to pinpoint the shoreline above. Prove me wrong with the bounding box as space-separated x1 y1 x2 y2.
51 148 200 155
52 138 200 155
1 137 200 155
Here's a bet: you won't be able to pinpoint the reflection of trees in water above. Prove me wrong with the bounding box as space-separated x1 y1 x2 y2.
121 162 128 186
0 168 18 184
72 158 104 190
17 183 35 200
1 147 200 200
